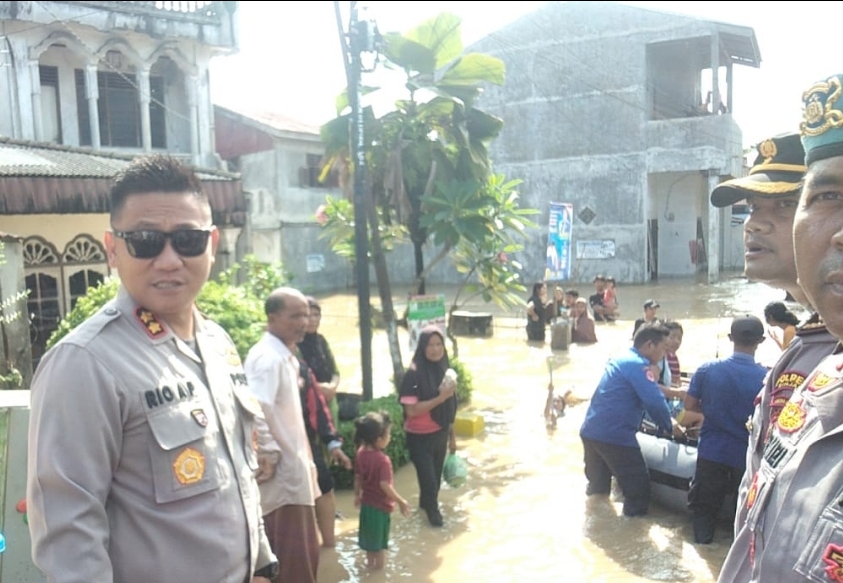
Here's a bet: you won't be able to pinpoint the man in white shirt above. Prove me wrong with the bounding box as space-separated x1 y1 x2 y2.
245 287 321 583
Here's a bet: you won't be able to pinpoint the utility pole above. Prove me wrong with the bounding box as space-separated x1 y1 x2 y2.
348 2 373 401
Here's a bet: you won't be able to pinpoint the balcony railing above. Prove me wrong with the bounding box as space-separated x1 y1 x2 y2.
57 1 232 24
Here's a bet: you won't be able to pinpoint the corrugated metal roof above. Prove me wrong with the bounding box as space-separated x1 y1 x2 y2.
214 104 322 137
0 138 246 225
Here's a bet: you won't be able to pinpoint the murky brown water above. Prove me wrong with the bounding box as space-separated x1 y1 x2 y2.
312 274 796 583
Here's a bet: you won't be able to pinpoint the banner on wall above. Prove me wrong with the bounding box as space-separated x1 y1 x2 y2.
407 294 446 354
545 202 573 281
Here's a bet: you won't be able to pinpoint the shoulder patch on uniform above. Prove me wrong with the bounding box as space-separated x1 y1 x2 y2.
645 368 655 382
822 543 843 583
135 307 167 338
776 400 806 434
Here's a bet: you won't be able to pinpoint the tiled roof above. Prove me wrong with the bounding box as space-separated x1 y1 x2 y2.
0 139 135 177
0 138 246 225
0 137 238 180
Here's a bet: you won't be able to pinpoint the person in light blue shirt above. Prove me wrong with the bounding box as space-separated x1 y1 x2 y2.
580 323 674 516
684 314 767 544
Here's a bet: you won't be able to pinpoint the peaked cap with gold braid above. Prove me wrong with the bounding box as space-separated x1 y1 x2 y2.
801 74 843 166
710 132 806 208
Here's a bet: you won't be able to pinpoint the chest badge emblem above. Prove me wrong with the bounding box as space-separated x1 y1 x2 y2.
173 447 205 485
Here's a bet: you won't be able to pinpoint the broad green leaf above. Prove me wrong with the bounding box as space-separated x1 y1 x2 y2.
382 33 436 74
439 53 505 86
321 115 350 153
405 12 463 69
335 85 381 115
433 84 482 107
466 108 504 141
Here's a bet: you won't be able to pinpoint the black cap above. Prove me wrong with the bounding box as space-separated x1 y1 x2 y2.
730 314 765 343
643 299 660 310
710 133 806 208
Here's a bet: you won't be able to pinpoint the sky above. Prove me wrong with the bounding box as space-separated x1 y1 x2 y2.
209 1 839 149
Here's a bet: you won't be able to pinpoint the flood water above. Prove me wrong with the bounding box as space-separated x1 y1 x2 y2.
312 273 797 583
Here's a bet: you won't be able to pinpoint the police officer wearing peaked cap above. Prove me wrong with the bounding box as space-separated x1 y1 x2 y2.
717 73 843 583
26 155 277 583
711 132 838 542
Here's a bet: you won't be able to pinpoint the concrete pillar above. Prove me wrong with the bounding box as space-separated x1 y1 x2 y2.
726 62 733 114
137 67 152 151
186 75 199 163
708 171 721 283
710 34 721 114
29 61 43 141
85 64 101 149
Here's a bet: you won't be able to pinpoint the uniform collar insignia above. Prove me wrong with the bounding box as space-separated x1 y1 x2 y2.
135 306 167 338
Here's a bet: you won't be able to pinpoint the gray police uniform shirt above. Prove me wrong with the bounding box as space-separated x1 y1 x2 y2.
717 346 843 583
27 288 275 583
734 320 837 531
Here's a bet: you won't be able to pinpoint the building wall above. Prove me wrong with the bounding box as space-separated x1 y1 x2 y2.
472 2 748 284
0 214 108 251
0 15 221 167
648 172 707 276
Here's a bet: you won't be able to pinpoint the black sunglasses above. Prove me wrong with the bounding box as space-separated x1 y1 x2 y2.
112 228 213 259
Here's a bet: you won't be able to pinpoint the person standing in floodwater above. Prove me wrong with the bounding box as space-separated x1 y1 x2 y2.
353 411 410 570
526 282 550 341
398 326 458 527
579 323 675 516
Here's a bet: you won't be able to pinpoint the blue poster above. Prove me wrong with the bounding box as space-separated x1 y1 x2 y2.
545 202 573 281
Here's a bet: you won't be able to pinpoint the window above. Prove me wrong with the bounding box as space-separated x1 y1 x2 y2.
75 69 91 145
24 234 109 367
75 69 166 148
299 153 339 188
39 65 62 142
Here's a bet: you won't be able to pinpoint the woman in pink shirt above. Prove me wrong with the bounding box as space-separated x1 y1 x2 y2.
398 326 458 527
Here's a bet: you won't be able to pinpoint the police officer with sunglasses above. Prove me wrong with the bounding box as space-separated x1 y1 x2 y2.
27 155 278 583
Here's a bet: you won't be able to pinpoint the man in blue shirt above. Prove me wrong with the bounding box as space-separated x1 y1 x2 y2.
684 315 767 544
580 323 674 516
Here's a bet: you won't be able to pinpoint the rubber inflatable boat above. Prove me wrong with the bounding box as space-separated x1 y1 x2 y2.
637 426 736 518
636 429 697 515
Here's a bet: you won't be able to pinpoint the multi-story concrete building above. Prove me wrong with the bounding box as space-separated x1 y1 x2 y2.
0 1 245 362
472 1 758 284
213 104 349 293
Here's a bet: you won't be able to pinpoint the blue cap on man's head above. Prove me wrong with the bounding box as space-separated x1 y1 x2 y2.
801 74 843 166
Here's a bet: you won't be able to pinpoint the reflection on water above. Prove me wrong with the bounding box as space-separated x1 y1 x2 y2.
314 275 790 583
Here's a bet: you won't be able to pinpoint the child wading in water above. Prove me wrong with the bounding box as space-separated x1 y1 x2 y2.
353 411 411 569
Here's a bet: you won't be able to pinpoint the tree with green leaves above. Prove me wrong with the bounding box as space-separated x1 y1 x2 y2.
322 8 537 376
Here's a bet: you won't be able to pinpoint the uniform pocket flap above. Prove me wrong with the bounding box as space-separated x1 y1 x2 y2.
147 400 208 451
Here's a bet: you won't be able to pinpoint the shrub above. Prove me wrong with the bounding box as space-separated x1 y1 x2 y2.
451 358 474 405
330 393 408 490
330 359 474 491
47 277 121 350
46 256 287 360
